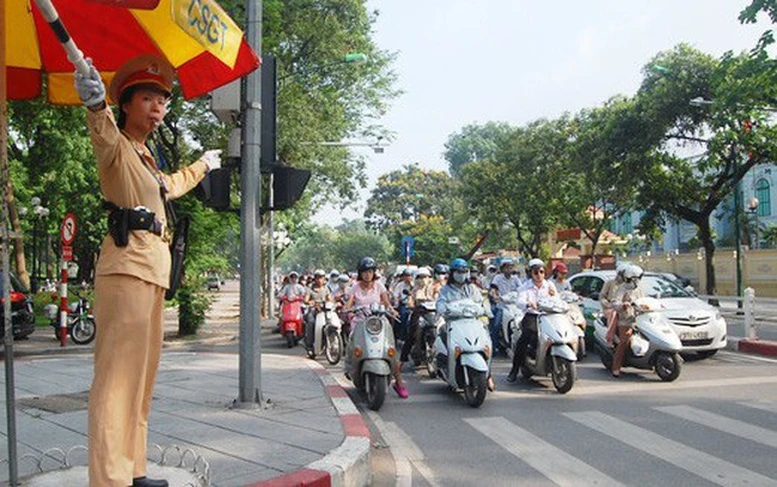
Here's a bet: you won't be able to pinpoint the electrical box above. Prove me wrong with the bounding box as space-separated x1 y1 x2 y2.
210 79 241 124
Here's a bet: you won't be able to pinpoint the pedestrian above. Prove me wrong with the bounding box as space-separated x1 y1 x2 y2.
76 54 221 487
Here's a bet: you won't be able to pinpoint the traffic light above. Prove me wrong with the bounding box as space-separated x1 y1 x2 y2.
193 167 232 211
270 166 311 211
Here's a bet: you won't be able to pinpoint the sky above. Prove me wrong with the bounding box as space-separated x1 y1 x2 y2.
312 0 768 226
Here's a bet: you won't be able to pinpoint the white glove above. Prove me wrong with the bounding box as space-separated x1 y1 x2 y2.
201 149 222 171
74 58 105 108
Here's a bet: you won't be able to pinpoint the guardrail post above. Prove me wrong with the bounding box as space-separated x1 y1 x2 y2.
744 287 756 339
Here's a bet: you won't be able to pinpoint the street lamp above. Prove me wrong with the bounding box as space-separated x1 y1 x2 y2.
27 197 49 293
690 96 777 113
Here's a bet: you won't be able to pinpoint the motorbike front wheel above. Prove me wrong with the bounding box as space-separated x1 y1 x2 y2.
325 331 342 365
551 356 576 394
365 372 386 411
655 352 681 382
425 333 437 379
462 367 487 408
285 330 295 348
71 318 96 345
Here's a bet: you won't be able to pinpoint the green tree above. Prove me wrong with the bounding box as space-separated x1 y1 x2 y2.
460 120 563 259
625 44 777 294
364 163 458 229
443 122 513 177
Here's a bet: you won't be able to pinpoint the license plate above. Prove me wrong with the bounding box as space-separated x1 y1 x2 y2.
680 331 708 340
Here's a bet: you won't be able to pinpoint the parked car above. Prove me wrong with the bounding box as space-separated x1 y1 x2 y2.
568 270 726 357
0 271 35 340
206 275 222 291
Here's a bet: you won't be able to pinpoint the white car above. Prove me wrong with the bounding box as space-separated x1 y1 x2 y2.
568 270 727 357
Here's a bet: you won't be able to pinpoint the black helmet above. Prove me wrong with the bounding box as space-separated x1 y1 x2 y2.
434 263 449 275
357 257 377 274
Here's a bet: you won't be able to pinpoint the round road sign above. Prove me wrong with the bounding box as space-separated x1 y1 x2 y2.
61 213 77 246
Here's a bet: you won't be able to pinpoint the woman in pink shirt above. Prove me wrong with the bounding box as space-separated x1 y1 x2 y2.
344 257 409 398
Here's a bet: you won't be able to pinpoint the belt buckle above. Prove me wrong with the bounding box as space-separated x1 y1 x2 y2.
162 226 173 243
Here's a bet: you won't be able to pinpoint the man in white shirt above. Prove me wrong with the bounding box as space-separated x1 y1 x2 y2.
393 269 415 341
327 269 340 295
489 259 523 355
506 258 557 383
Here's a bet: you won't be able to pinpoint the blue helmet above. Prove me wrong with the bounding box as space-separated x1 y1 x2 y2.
450 258 469 272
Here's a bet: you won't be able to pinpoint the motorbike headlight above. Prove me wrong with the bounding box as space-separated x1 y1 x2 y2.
366 318 383 335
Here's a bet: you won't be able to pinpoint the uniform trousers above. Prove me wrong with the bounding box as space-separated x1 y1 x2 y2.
89 274 165 486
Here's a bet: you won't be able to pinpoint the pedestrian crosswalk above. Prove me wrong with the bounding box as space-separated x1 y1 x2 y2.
463 400 777 486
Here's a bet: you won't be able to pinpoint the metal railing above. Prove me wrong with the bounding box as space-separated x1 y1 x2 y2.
696 287 777 340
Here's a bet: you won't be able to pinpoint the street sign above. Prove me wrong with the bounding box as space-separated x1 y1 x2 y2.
448 237 460 245
61 213 77 246
62 246 73 261
401 236 415 260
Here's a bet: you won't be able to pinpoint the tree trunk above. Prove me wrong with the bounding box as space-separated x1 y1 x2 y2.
4 178 30 289
698 220 716 295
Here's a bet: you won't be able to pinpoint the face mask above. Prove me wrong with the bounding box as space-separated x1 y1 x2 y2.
453 271 468 284
625 280 637 290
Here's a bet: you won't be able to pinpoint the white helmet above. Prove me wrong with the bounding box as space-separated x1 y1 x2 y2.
623 264 644 281
329 269 339 277
616 263 628 277
528 258 545 269
416 267 431 278
313 269 326 277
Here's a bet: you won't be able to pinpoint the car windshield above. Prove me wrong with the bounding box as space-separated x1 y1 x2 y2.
641 275 691 298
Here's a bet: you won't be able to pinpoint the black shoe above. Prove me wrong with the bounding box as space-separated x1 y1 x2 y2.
132 477 169 487
505 372 517 384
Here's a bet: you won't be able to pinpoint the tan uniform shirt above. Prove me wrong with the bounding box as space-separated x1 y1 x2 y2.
87 107 208 289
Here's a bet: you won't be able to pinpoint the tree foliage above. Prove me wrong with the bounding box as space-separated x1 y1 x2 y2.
443 122 513 177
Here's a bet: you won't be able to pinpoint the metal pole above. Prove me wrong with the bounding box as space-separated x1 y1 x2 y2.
268 173 274 320
1 5 19 477
734 161 743 308
31 219 37 293
237 0 262 406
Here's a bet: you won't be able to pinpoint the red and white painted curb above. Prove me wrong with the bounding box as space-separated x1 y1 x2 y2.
250 360 371 487
728 337 777 357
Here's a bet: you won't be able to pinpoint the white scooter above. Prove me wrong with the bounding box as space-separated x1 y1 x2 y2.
344 305 398 411
593 297 683 382
307 301 343 365
499 291 524 358
515 297 579 394
559 291 587 360
433 300 492 408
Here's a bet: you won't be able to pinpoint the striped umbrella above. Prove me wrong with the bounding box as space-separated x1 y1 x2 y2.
6 0 260 104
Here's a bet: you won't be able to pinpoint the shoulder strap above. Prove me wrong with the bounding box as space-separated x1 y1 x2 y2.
125 134 177 228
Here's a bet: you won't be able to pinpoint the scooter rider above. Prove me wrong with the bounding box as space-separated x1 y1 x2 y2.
437 258 496 391
550 262 571 292
393 268 415 341
506 258 557 383
601 264 627 345
490 258 523 355
611 264 645 378
400 267 435 364
432 264 449 297
343 257 409 398
305 270 333 352
327 269 341 295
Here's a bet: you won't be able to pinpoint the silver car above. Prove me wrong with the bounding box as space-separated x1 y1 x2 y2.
568 270 727 357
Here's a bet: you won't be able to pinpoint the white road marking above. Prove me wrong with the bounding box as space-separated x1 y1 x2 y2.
656 405 777 448
565 411 777 487
739 400 777 414
366 410 440 487
718 350 777 364
463 416 624 487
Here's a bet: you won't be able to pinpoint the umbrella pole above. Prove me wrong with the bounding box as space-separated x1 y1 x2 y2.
1 0 20 483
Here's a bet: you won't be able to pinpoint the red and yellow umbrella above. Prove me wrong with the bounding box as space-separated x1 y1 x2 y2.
5 0 260 104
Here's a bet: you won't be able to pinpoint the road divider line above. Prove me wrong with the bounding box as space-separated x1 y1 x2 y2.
565 411 777 487
655 405 777 449
463 416 624 487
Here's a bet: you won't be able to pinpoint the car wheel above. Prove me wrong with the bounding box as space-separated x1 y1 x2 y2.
696 349 718 359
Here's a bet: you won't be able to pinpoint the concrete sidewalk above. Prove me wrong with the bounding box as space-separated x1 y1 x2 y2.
0 352 370 486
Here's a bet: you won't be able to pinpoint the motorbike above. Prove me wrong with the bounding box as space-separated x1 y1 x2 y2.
560 291 587 360
593 296 683 382
345 304 398 411
45 296 96 345
410 301 445 378
514 297 578 394
433 299 492 408
307 301 344 365
280 295 305 348
498 291 524 358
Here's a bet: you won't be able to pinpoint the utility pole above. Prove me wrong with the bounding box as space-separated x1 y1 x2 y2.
238 0 262 406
